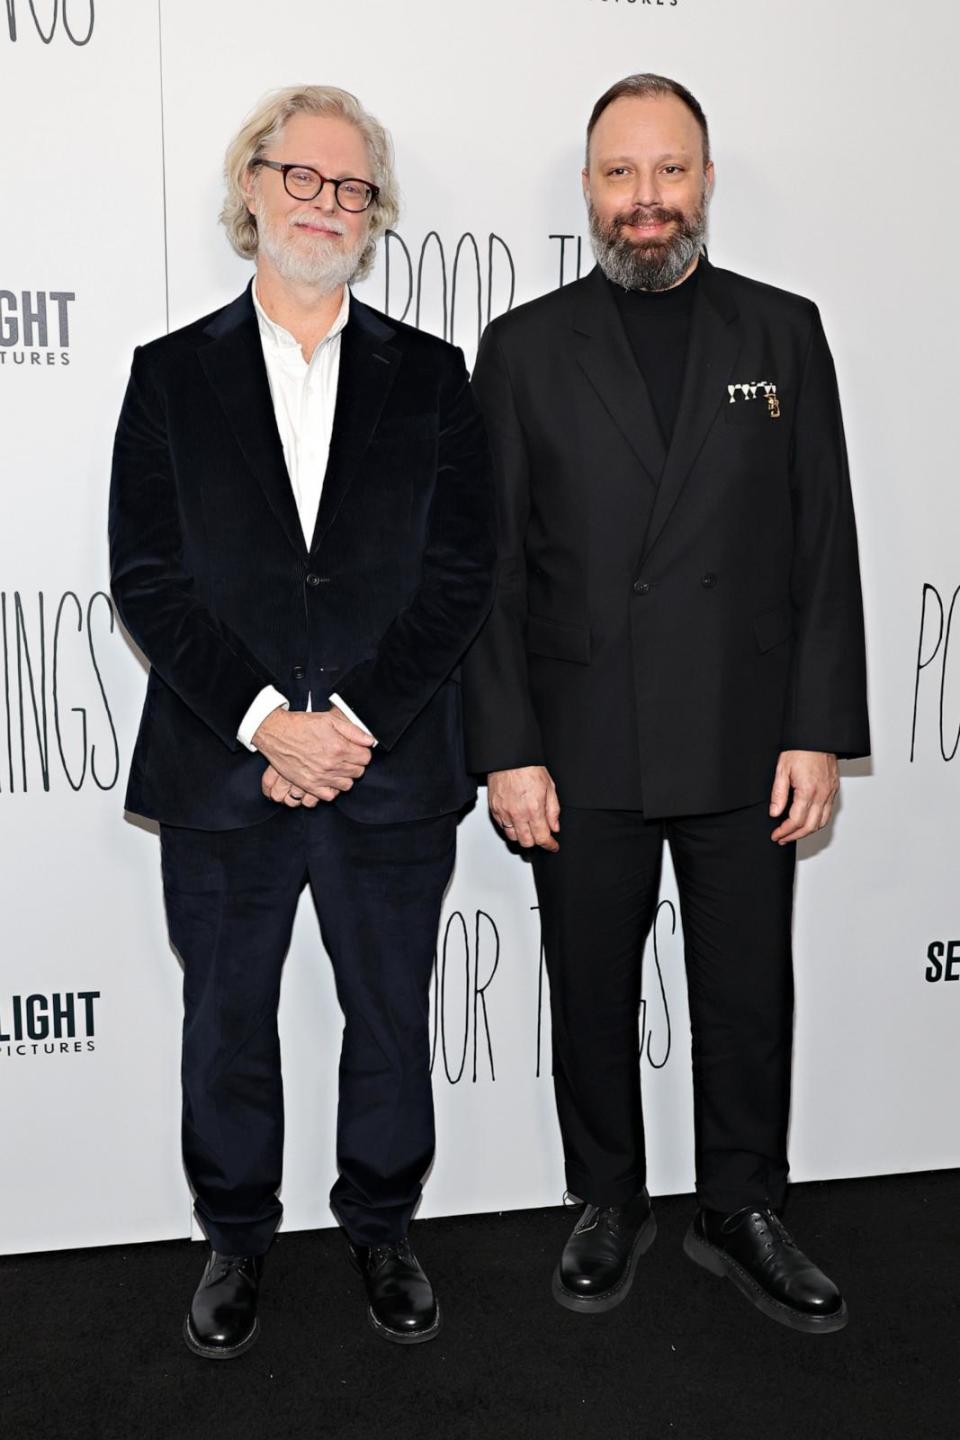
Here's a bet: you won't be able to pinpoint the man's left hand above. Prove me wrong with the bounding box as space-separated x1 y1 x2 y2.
769 750 839 844
261 765 329 808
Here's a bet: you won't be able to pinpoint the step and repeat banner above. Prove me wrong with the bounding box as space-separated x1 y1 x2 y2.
2 0 958 1254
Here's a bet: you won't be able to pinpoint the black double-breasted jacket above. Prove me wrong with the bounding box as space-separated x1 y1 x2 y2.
462 259 870 816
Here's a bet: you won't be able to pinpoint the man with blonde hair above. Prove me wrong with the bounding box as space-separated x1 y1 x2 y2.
110 86 494 1357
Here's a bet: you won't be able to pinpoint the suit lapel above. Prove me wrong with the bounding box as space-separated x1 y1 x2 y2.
573 269 666 486
309 300 401 552
198 286 306 559
640 260 741 563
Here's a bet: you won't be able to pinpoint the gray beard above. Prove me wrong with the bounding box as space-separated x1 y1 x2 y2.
588 197 707 292
255 198 366 291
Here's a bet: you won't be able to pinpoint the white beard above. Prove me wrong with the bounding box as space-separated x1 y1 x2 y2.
255 197 367 291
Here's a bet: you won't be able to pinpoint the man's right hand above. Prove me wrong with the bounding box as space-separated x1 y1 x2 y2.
487 766 560 851
252 707 374 799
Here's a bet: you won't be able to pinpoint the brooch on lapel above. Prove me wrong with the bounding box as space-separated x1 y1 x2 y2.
728 380 780 419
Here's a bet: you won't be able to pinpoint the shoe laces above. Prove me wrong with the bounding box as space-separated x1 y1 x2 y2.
208 1252 257 1284
572 1202 627 1237
572 1204 601 1235
760 1209 798 1250
369 1238 415 1270
722 1206 797 1253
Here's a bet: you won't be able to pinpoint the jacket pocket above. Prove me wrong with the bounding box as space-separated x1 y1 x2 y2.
724 392 788 426
525 613 591 665
753 604 793 654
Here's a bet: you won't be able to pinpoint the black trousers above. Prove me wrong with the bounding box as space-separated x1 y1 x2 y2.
532 802 796 1215
160 804 457 1256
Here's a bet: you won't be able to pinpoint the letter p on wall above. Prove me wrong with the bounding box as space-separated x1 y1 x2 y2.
911 583 960 762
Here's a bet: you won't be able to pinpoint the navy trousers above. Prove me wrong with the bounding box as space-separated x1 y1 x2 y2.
160 804 457 1255
532 801 797 1215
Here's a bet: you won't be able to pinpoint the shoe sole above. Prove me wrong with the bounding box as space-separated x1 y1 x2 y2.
366 1302 442 1345
182 1313 261 1359
682 1223 849 1334
551 1212 658 1314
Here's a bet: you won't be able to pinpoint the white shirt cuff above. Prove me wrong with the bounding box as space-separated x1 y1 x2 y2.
330 692 378 747
238 686 290 751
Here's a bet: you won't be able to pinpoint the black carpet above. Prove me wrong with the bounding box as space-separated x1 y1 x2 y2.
3 1171 958 1440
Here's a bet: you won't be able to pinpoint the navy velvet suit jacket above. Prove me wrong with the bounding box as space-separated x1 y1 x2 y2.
110 284 496 829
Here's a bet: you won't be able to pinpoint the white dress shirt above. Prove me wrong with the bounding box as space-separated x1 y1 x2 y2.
237 282 375 749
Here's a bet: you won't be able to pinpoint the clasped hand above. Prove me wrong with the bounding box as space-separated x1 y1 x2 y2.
252 707 374 807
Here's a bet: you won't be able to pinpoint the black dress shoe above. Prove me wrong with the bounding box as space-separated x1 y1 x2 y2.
348 1238 441 1344
552 1189 657 1313
684 1206 848 1333
183 1251 264 1359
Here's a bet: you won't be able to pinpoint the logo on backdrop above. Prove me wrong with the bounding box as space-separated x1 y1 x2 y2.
377 230 593 365
380 230 516 362
592 1 679 7
429 899 678 1083
0 591 120 794
925 941 960 984
4 1 94 45
549 234 591 287
910 582 960 762
0 291 76 369
0 991 100 1057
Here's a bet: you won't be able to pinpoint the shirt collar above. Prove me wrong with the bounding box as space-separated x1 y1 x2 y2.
252 280 350 358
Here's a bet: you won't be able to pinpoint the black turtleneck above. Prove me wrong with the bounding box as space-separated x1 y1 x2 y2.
608 263 700 448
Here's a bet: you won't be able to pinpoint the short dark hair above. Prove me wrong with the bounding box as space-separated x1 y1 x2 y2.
586 73 711 167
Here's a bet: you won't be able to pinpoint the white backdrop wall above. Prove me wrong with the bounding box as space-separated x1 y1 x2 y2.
2 0 958 1255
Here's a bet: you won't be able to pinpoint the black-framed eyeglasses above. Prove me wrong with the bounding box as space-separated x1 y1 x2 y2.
251 159 379 212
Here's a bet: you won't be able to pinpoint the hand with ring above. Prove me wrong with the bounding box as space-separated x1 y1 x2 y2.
260 765 324 808
487 765 561 851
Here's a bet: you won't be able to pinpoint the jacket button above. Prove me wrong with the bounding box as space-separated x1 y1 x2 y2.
292 665 305 680
633 580 650 596
306 572 321 587
701 572 718 588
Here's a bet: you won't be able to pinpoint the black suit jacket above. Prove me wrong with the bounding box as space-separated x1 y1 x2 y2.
462 260 869 818
110 284 495 829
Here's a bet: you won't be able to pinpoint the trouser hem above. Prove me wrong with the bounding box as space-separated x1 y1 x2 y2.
564 1167 647 1208
331 1199 417 1249
194 1209 281 1259
695 1182 789 1215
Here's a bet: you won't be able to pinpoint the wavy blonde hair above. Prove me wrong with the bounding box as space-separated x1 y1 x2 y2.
221 85 400 282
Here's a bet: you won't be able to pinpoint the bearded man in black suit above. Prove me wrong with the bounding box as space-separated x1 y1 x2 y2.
463 74 869 1333
110 85 494 1357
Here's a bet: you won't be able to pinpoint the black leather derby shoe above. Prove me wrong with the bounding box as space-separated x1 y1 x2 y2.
349 1237 441 1344
183 1251 264 1359
552 1189 657 1313
684 1206 848 1333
